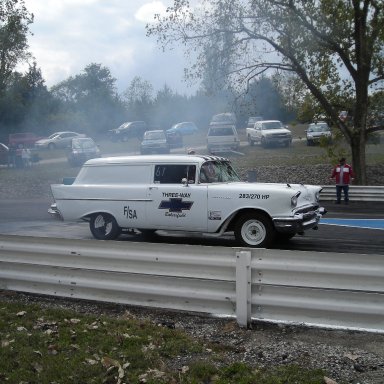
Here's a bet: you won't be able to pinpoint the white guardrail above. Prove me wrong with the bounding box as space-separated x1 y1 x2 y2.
0 235 383 332
320 185 384 201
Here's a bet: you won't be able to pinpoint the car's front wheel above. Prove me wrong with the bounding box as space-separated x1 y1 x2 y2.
90 213 120 240
261 137 268 148
48 143 56 150
234 212 275 248
247 135 255 146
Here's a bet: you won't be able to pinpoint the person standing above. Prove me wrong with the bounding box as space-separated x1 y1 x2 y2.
330 157 355 204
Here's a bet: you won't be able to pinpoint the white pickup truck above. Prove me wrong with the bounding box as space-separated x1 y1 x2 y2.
49 155 325 248
246 120 292 147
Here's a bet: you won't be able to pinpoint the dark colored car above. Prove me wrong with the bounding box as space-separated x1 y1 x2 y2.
166 121 198 135
0 142 9 165
67 137 101 167
247 116 263 128
108 121 147 141
166 130 183 148
140 130 170 154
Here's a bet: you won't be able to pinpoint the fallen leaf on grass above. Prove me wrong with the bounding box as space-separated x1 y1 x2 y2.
324 377 338 384
32 362 43 373
16 311 27 317
139 368 166 382
85 358 98 365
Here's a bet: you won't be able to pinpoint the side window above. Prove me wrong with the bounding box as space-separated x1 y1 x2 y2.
154 164 196 184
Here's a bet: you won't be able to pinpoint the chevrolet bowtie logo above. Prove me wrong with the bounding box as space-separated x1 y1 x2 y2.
158 198 194 213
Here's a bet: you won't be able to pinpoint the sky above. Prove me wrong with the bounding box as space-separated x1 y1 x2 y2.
22 0 197 95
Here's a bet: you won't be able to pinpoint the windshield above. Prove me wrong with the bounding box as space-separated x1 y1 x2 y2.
262 121 283 130
72 139 95 149
144 131 165 140
308 123 329 132
199 160 240 183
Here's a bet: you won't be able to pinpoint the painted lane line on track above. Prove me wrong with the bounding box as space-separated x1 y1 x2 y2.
320 218 384 230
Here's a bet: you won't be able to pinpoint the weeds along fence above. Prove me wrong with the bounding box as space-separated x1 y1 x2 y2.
0 235 383 332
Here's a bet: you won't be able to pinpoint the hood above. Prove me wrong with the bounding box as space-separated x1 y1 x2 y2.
207 181 321 208
262 128 291 135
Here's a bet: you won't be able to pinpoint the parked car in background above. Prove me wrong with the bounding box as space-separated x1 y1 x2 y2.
246 120 292 148
306 122 332 146
247 116 263 128
166 130 183 148
209 113 237 127
108 121 147 141
207 124 240 154
166 121 198 135
35 131 85 150
8 132 42 148
0 142 9 165
67 137 101 167
338 110 349 122
140 130 170 154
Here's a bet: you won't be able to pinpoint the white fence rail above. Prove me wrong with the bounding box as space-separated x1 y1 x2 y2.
320 185 384 201
0 235 383 332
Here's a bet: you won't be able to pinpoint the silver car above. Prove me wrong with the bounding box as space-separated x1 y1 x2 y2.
35 131 85 149
306 122 332 146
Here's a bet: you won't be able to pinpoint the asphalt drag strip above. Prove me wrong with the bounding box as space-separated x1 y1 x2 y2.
320 218 384 230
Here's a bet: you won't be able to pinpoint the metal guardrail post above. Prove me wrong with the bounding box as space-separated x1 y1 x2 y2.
236 250 252 327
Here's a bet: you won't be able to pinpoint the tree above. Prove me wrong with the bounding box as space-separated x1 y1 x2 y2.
51 63 125 134
0 63 55 134
0 0 33 94
147 0 384 184
123 76 154 122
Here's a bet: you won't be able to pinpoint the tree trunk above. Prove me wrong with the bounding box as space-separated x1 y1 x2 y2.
350 134 367 185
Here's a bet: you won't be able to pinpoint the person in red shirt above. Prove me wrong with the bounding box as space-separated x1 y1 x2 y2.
330 157 355 204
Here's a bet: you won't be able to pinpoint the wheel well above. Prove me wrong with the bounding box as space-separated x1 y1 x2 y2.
83 211 114 222
225 208 272 232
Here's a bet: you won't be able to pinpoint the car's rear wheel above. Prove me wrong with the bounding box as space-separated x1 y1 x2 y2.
90 213 120 240
234 212 275 248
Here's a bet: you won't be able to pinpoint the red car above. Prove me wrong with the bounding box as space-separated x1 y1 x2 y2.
8 132 42 148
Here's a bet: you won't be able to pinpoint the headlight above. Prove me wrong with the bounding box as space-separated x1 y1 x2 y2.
315 191 320 202
291 191 301 207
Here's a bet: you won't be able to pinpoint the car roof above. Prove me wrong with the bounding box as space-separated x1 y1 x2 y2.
84 155 230 167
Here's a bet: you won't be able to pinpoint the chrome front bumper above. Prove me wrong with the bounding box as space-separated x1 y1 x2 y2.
48 203 63 220
273 207 326 234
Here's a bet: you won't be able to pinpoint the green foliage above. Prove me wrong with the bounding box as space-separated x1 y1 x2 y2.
0 0 33 94
146 0 384 183
0 300 326 384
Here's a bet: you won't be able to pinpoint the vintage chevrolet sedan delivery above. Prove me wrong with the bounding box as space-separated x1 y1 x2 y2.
49 155 326 248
